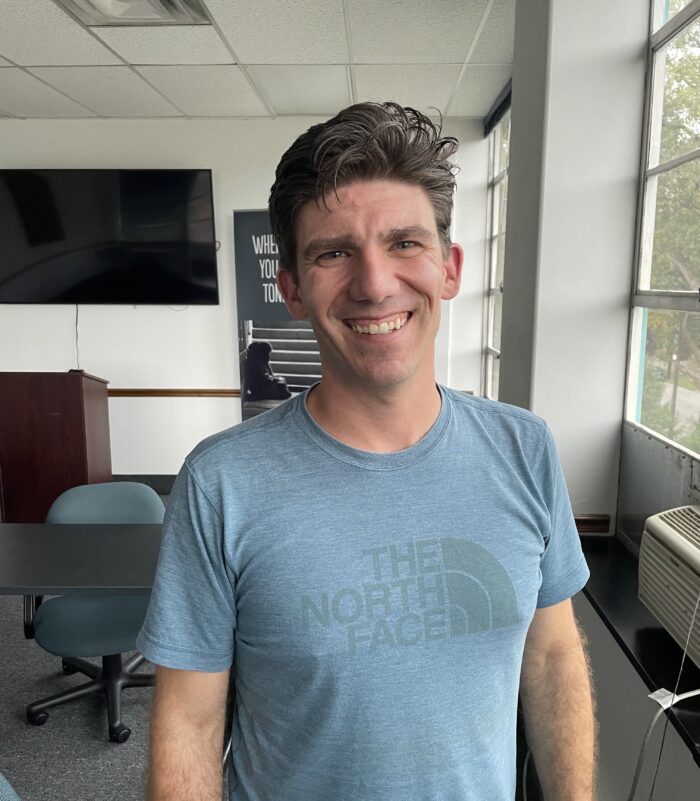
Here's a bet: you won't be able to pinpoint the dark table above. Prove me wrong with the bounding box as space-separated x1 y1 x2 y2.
0 523 162 595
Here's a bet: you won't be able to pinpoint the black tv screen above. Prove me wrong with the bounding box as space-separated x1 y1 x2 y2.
0 169 219 304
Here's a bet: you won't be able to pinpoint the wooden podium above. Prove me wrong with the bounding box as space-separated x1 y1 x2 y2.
0 371 112 522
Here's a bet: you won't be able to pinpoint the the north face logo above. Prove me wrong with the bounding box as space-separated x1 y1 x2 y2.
301 537 520 655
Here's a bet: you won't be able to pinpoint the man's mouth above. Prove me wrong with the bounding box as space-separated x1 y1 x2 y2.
346 313 411 336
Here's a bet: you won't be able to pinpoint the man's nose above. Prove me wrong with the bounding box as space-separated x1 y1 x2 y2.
348 247 399 304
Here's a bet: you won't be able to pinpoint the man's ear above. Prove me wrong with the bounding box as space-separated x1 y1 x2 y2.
277 267 308 320
441 243 463 301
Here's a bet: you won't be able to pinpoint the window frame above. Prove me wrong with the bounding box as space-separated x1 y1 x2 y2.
625 0 700 442
482 110 510 400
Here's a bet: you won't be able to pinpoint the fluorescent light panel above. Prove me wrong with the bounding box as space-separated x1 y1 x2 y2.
55 0 211 26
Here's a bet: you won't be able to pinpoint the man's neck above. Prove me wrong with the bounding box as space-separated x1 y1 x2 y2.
305 377 442 453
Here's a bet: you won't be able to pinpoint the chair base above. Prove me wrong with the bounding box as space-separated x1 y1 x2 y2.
26 653 153 743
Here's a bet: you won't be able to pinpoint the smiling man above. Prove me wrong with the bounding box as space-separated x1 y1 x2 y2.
139 103 596 801
277 178 461 450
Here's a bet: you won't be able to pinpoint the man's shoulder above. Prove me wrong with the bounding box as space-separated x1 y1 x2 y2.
185 395 303 471
443 386 547 435
441 386 551 466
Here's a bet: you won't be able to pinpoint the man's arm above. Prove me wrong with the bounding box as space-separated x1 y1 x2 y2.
147 665 231 801
519 598 597 801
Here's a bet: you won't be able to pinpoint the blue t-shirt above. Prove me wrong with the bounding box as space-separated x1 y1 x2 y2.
137 386 589 801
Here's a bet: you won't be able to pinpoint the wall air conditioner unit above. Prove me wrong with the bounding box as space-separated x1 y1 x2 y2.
639 505 700 669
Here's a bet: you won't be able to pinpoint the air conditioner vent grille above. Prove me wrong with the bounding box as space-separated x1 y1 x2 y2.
639 532 700 668
659 506 700 548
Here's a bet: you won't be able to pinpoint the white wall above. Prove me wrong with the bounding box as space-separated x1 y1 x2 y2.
500 0 647 522
0 115 486 474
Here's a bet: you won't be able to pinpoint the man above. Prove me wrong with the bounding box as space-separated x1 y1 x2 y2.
138 102 596 801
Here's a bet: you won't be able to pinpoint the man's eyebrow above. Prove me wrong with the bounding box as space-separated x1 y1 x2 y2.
302 235 356 261
301 226 436 261
381 226 435 243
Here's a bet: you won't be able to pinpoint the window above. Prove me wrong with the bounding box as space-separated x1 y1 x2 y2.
483 110 510 400
627 1 700 452
653 0 698 31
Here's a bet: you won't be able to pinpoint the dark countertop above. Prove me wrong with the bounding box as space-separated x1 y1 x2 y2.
581 536 700 766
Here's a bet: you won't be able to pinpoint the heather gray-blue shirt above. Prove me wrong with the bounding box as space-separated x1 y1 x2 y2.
137 386 590 801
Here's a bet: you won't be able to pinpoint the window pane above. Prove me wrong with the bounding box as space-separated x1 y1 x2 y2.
495 232 506 288
653 17 700 166
485 353 500 400
647 157 700 290
497 174 508 236
491 290 503 351
484 354 493 398
637 308 700 453
487 128 496 182
493 179 505 236
654 0 697 32
499 113 511 172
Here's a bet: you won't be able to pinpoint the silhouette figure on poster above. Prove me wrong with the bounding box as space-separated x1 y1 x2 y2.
243 341 292 401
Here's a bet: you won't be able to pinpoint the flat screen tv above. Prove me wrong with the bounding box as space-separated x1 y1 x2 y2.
0 169 219 304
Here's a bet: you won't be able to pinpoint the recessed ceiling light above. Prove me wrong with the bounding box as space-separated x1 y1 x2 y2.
55 0 211 26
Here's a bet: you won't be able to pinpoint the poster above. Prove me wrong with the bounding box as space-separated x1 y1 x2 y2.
233 209 290 323
233 210 321 420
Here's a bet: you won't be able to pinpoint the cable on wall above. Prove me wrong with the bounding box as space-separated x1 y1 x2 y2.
75 304 80 369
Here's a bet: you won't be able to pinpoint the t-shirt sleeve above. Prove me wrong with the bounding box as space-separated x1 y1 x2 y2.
136 460 236 671
535 424 590 608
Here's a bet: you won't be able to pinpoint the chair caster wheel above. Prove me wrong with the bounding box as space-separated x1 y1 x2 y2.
27 709 48 726
62 659 78 675
109 724 130 743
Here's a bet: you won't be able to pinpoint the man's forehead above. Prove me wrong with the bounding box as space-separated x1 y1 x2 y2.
312 178 431 208
296 179 437 240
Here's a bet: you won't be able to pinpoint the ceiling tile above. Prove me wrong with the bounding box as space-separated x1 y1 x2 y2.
94 24 234 65
0 0 121 66
354 64 461 117
348 0 489 64
136 65 267 116
0 69 96 117
29 67 180 117
469 0 515 64
206 0 348 64
447 64 512 117
251 65 349 115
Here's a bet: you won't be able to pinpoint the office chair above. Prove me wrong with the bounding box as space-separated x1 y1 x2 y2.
25 481 165 743
0 770 21 801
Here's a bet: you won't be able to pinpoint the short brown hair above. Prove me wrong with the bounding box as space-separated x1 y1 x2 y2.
268 102 459 281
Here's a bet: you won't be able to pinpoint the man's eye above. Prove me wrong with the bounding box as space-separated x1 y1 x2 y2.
395 240 418 250
318 250 346 261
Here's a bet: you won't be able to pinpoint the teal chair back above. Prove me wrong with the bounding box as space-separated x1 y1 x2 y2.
46 481 165 524
0 771 21 801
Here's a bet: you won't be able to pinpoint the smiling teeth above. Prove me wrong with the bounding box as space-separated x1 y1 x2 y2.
351 317 407 335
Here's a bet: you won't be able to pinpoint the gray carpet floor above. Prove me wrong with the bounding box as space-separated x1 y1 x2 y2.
0 594 152 801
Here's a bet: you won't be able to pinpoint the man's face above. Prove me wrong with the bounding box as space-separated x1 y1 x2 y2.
277 179 462 395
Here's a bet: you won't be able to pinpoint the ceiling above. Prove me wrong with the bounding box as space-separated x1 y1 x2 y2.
0 0 514 121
